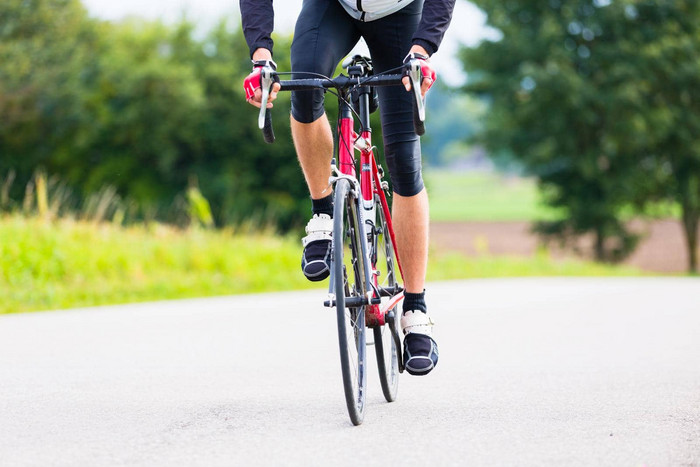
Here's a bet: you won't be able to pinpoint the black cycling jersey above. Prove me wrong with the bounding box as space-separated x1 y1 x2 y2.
239 0 455 58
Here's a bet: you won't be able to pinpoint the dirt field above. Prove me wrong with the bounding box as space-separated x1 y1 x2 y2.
431 219 694 274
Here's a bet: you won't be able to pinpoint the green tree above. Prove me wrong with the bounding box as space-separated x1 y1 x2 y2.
622 1 700 272
0 0 96 200
187 24 307 229
79 19 206 208
0 1 309 229
461 0 700 265
86 19 307 228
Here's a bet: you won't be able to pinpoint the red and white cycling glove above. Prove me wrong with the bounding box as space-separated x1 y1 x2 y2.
403 52 437 90
243 59 277 101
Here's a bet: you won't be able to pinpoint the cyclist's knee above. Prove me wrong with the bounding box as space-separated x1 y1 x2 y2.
291 91 326 124
384 139 424 197
290 38 331 124
391 171 424 197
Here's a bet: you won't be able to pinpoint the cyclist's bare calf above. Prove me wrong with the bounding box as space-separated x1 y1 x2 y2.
392 189 429 294
290 115 334 200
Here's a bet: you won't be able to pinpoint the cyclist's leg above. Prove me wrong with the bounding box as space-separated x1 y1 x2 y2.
360 1 439 375
291 0 360 199
291 0 360 280
359 0 427 295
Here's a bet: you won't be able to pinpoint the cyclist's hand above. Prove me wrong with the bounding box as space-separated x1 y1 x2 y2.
244 60 281 109
402 50 436 98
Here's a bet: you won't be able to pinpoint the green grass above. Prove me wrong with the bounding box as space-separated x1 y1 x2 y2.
0 214 644 314
425 170 559 222
0 215 317 314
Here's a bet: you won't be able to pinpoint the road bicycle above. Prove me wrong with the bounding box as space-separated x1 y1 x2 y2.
253 55 428 425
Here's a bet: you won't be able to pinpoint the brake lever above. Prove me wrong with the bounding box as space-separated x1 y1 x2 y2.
258 66 275 129
407 59 426 122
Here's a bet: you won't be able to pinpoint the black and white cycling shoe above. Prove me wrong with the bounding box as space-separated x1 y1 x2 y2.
401 310 439 376
301 213 333 281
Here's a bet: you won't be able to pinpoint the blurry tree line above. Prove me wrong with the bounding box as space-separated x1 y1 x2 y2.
463 0 700 272
0 0 311 229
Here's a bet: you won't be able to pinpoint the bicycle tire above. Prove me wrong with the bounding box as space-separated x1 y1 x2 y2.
372 195 401 402
332 179 367 426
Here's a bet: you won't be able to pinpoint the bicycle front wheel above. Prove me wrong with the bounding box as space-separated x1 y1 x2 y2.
332 179 367 426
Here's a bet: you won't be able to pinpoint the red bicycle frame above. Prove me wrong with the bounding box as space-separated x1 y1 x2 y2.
337 111 404 327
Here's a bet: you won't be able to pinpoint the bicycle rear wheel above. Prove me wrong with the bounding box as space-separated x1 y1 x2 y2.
332 179 367 426
372 195 401 402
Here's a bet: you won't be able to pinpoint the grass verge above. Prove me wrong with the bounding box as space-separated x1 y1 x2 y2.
0 215 316 314
1 214 643 314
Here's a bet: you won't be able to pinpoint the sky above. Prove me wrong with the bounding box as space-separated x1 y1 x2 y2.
81 0 499 85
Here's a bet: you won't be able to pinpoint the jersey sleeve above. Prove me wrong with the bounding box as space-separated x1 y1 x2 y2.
240 0 275 58
412 0 456 56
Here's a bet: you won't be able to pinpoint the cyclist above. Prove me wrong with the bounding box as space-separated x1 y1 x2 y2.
241 0 454 376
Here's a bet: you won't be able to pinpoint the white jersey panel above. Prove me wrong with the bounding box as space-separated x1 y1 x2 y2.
338 0 417 21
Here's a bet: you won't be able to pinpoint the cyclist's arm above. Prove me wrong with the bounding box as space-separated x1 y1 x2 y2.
402 0 455 97
240 0 280 107
240 0 274 59
411 0 456 56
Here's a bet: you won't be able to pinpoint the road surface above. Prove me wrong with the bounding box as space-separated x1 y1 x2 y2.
1 278 698 466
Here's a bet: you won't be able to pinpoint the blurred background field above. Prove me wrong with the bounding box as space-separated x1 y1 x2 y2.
425 171 558 222
426 170 692 274
2 0 698 313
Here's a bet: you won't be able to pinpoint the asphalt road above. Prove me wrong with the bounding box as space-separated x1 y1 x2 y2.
1 278 699 466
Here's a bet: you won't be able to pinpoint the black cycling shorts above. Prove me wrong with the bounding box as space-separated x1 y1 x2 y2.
290 0 425 197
